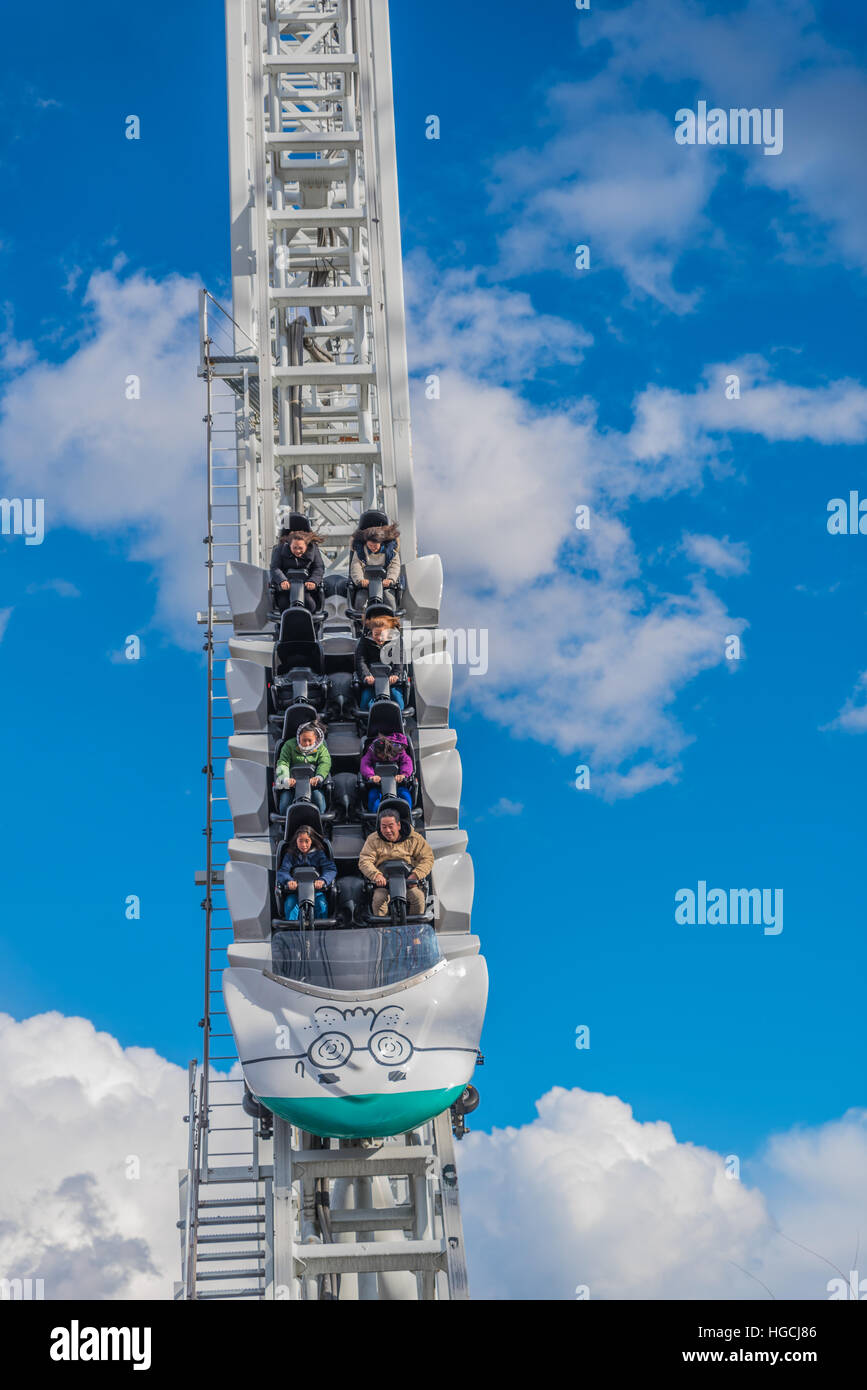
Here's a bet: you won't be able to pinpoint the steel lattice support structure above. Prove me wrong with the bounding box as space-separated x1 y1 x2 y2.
176 0 482 1302
223 0 417 570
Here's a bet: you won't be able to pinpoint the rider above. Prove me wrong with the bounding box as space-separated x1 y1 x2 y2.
276 825 336 921
355 609 406 709
349 509 401 611
270 513 325 614
358 808 433 918
275 720 331 816
360 732 413 813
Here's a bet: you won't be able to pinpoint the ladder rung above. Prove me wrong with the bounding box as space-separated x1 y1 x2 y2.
198 1198 265 1208
197 1215 266 1227
194 1288 263 1299
196 1268 264 1280
195 1239 268 1251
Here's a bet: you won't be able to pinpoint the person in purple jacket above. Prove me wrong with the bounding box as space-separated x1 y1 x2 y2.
360 733 414 813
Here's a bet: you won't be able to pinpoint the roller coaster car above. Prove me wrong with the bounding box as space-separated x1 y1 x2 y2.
450 1084 480 1141
353 663 414 731
274 863 338 932
242 1084 274 1139
270 571 324 617
358 758 422 830
270 761 335 826
226 915 487 1138
347 565 404 624
268 700 318 747
272 823 339 931
359 687 405 739
360 800 434 926
271 609 329 713
366 856 433 928
279 799 329 844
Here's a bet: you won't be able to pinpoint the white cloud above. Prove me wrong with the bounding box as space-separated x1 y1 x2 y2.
491 0 867 302
683 533 750 577
0 608 11 641
410 359 741 793
825 671 867 734
489 798 524 817
460 1086 867 1300
493 102 713 312
612 357 867 503
0 1012 188 1299
0 266 204 640
1 1014 863 1302
408 268 867 793
444 575 735 792
406 254 592 382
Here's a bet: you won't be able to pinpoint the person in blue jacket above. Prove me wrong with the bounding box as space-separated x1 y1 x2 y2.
276 825 336 921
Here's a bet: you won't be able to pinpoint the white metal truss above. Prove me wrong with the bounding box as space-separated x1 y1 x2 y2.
177 0 477 1302
222 0 416 569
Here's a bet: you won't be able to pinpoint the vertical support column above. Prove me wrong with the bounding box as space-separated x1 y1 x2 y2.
250 0 278 556
355 0 417 559
225 0 255 339
272 1117 298 1298
433 1112 471 1300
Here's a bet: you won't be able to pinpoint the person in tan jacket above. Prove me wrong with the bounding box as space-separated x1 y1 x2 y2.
358 809 434 917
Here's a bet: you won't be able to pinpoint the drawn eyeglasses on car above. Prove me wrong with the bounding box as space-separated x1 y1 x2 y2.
307 1028 414 1070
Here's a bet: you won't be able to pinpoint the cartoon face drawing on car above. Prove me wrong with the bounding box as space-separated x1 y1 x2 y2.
302 1004 413 1079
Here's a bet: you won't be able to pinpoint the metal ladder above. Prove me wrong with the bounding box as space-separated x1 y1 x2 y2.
177 305 268 1301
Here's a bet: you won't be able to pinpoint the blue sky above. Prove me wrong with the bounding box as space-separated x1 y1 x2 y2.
1 0 866 1192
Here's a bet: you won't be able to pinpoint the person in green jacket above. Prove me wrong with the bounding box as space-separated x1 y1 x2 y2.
275 721 331 815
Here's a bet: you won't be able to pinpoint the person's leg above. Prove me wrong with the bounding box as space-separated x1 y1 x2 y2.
275 589 292 613
278 789 293 816
360 688 373 710
391 688 405 709
314 892 329 918
367 786 381 813
283 891 299 921
311 788 326 814
398 786 413 809
371 888 390 917
407 886 426 915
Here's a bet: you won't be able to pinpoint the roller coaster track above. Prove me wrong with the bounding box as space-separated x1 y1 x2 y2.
176 0 481 1301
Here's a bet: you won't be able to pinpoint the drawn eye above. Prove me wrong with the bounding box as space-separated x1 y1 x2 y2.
368 1031 413 1066
308 1032 353 1068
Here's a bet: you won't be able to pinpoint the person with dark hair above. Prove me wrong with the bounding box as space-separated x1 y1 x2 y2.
349 508 401 610
270 512 325 614
360 733 413 812
355 609 406 709
276 824 336 921
358 809 433 918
